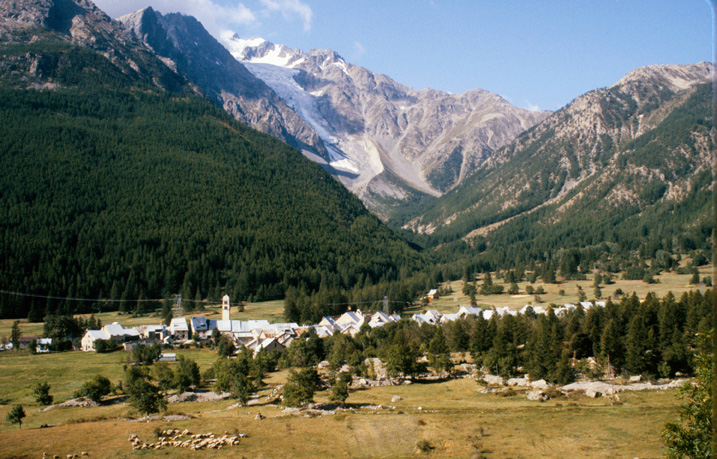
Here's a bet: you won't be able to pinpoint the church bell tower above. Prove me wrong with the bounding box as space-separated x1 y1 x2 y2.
222 295 231 321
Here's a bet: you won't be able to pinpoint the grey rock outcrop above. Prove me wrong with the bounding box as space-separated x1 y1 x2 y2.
117 8 325 156
0 0 186 91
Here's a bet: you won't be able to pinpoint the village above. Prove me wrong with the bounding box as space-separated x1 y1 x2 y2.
67 291 609 356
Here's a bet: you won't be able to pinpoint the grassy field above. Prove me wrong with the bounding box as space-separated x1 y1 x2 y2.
0 347 683 458
0 299 287 344
0 267 707 456
417 263 713 315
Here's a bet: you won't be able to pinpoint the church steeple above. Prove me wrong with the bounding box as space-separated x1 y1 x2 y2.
222 295 231 321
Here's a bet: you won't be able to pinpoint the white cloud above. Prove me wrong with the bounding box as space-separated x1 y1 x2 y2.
259 0 313 32
351 41 366 61
525 101 541 112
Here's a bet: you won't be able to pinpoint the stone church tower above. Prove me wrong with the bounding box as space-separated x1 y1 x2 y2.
222 295 231 321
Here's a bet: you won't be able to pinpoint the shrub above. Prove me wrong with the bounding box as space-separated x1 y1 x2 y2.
32 381 53 406
416 440 434 453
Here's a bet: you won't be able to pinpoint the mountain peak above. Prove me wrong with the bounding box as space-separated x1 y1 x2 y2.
0 0 112 38
613 62 712 92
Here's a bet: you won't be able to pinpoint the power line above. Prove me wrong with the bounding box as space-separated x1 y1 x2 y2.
0 288 413 307
0 289 165 303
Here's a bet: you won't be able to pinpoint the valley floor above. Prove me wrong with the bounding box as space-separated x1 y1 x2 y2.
0 348 681 458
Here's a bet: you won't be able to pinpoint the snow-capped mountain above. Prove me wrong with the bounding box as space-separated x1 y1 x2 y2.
117 8 325 156
224 35 551 217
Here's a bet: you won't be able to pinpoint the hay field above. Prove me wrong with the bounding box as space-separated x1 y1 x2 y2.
0 349 682 458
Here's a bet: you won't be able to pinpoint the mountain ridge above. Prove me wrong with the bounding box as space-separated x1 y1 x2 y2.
116 7 327 156
403 61 712 262
224 35 550 218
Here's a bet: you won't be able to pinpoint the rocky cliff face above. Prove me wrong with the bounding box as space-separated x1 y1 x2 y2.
0 0 186 91
117 8 325 156
225 36 550 217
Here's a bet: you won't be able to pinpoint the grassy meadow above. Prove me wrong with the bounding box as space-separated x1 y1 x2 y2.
411 263 713 315
0 349 683 458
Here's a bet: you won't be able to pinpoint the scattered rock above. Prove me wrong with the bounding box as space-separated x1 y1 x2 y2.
527 390 548 401
54 397 98 408
530 379 549 389
168 391 232 403
585 389 601 399
507 377 529 387
254 411 265 420
629 375 642 383
483 374 504 385
391 395 402 402
560 379 685 396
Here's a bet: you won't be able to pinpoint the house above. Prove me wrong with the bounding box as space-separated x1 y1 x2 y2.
190 316 216 341
319 316 336 328
309 325 335 338
427 289 439 303
102 322 140 344
18 335 39 350
494 307 517 317
159 353 177 362
439 313 459 324
137 324 170 343
250 337 285 355
368 311 397 328
580 301 594 311
169 318 190 341
36 338 52 353
457 306 482 318
335 310 367 329
81 329 110 351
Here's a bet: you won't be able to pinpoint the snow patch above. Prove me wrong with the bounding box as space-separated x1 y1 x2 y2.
333 61 350 76
221 33 265 56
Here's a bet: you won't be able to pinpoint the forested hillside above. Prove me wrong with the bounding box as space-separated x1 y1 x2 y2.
407 67 713 276
0 38 423 319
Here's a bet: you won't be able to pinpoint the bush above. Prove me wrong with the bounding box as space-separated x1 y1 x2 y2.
95 339 119 353
77 375 113 403
128 343 161 365
416 440 434 453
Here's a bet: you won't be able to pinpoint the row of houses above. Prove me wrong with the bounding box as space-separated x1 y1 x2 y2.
80 296 401 354
79 293 611 354
411 301 608 325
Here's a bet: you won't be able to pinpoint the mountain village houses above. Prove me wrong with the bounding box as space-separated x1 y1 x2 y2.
74 293 609 355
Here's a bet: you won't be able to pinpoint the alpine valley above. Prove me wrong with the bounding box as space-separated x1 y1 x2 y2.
0 0 713 321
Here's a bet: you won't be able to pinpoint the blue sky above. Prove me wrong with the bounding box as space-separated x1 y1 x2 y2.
96 0 714 111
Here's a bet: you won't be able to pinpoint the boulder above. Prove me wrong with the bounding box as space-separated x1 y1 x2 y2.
527 390 548 401
391 395 402 402
483 374 504 385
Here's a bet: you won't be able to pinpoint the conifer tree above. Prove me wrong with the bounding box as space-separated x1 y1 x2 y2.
600 319 624 369
625 315 648 375
662 331 713 458
428 327 451 374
